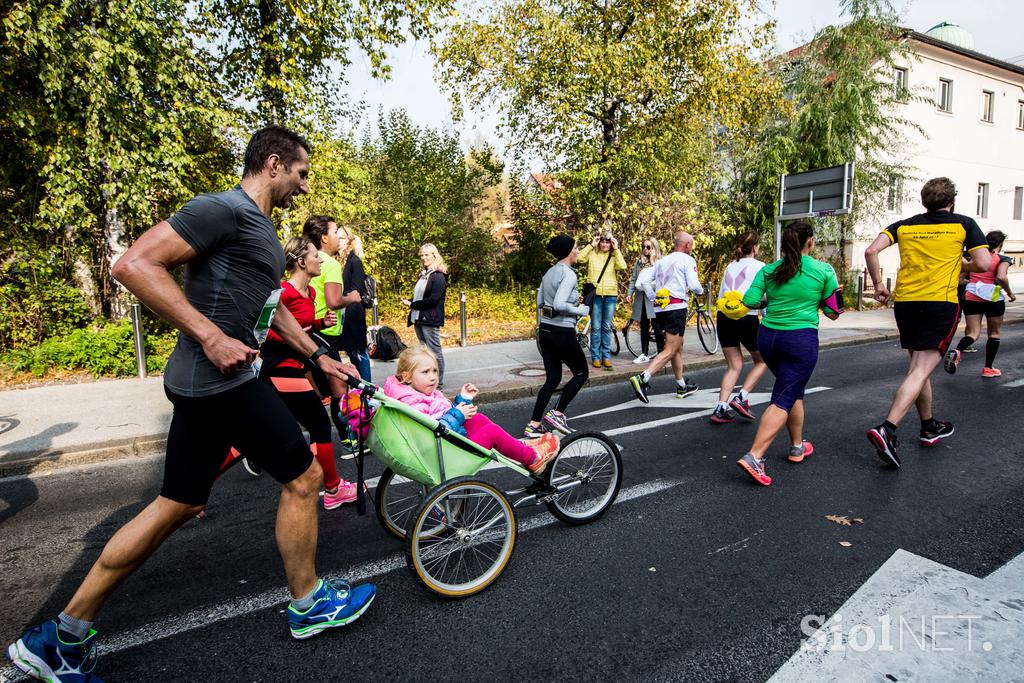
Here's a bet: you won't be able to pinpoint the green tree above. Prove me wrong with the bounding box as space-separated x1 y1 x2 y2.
203 0 454 127
435 0 782 239
1 0 236 331
359 109 505 293
727 0 924 272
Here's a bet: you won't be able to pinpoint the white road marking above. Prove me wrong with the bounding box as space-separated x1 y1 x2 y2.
0 479 682 681
1004 378 1024 388
599 387 831 437
572 386 831 420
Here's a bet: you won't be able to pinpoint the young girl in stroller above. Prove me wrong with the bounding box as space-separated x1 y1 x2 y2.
383 346 560 474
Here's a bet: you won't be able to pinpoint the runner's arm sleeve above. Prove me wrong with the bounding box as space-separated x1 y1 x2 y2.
553 272 587 316
880 222 899 245
741 269 767 308
167 195 236 255
964 220 987 253
685 261 704 296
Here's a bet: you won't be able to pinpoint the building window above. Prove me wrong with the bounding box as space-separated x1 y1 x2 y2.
937 78 953 112
894 67 908 100
977 183 989 218
1018 101 1024 130
886 177 903 212
981 90 994 123
1014 187 1023 221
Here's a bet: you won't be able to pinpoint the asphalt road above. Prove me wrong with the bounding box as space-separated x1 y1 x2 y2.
2 329 1023 682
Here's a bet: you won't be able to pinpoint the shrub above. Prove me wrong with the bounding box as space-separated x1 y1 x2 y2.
1 320 177 378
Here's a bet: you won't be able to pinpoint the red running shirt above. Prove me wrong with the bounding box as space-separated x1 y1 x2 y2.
267 281 318 368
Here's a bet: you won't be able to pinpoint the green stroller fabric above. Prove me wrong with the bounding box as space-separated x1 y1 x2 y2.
366 393 500 486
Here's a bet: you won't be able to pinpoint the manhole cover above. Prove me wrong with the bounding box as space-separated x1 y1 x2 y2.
513 367 547 377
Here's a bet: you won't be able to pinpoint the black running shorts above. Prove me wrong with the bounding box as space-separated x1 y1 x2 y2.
716 313 759 352
961 299 1005 318
162 379 313 505
893 301 960 354
655 308 688 337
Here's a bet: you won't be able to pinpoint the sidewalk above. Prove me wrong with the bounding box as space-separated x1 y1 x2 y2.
2 304 1022 476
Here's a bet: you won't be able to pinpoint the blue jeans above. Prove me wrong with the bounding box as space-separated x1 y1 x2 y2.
345 348 372 382
589 295 617 361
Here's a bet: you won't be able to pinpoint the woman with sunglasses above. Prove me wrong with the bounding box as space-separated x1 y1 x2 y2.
627 237 665 363
577 230 627 369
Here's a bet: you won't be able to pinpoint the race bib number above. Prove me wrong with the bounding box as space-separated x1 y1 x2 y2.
253 288 283 346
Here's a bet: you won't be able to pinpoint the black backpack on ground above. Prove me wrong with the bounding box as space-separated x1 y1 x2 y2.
368 325 406 361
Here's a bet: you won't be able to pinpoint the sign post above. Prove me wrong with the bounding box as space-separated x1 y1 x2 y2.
775 162 855 258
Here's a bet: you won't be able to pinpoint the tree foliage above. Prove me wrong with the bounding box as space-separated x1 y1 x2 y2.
726 0 924 269
204 0 455 127
436 0 782 239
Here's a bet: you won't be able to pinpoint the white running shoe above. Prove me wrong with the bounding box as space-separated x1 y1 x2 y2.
632 354 650 364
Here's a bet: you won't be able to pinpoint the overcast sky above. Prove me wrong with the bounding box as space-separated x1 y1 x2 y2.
342 0 1022 154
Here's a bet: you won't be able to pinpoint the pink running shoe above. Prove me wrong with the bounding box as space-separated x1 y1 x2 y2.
981 367 1002 378
527 433 560 475
324 480 358 509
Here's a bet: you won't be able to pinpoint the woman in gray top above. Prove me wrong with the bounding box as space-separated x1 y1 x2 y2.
525 235 591 438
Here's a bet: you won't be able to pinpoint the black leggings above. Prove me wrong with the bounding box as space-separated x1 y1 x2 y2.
532 323 589 421
639 307 664 356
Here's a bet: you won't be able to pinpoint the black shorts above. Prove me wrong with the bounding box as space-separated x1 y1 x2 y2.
716 313 759 352
893 301 960 353
655 308 688 336
163 379 313 505
961 299 1005 318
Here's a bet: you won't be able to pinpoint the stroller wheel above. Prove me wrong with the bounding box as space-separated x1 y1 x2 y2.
406 477 516 598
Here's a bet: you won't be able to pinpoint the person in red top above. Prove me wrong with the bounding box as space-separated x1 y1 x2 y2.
255 235 356 508
944 230 1017 378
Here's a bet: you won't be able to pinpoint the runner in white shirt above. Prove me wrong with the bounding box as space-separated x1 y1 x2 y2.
710 232 768 424
629 231 704 403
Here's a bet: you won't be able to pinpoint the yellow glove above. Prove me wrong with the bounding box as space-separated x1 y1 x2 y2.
717 290 749 320
654 288 671 309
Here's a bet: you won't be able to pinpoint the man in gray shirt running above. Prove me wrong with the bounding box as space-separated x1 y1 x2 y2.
7 126 376 682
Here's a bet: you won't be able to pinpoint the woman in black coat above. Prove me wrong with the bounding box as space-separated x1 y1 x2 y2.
339 232 372 380
401 243 449 386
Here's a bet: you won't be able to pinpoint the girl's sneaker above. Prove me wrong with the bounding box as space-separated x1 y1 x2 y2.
543 410 573 435
523 423 547 439
527 433 560 474
981 367 1002 378
324 481 358 509
787 440 814 463
737 453 772 486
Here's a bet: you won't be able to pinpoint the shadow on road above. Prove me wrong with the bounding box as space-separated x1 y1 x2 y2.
0 476 38 526
0 421 78 468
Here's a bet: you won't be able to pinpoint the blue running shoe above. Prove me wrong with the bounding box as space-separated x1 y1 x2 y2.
7 620 103 682
287 579 376 640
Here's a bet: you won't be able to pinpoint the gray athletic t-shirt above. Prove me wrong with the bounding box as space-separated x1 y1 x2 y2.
163 185 286 397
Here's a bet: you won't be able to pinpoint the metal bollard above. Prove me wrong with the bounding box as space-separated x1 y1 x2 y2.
130 303 147 379
885 277 892 307
856 273 864 311
371 297 379 326
459 291 468 347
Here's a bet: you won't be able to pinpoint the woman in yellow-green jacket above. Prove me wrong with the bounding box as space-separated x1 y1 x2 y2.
577 230 627 368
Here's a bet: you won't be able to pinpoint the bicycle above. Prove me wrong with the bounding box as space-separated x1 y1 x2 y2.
622 291 718 356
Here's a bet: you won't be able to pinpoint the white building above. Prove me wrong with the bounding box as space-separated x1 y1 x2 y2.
848 22 1024 290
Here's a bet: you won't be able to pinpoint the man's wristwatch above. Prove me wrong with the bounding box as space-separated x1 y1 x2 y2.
309 346 331 364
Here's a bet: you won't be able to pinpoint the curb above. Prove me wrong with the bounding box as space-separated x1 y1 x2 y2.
0 325 990 478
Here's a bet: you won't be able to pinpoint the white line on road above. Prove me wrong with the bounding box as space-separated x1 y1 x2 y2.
0 479 681 682
601 387 831 437
1004 378 1024 388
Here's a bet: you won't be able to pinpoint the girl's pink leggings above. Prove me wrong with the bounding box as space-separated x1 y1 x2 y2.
463 413 535 467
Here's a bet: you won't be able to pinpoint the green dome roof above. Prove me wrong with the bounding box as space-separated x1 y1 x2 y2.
925 22 975 51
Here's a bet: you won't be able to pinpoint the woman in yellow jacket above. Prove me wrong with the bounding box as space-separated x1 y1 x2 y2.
578 231 628 368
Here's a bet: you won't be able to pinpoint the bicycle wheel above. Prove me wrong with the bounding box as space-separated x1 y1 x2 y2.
623 319 644 358
406 477 516 598
697 310 718 354
544 431 622 525
375 468 432 540
610 327 620 356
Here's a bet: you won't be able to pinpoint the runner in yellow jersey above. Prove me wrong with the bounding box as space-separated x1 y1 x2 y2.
863 177 991 468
